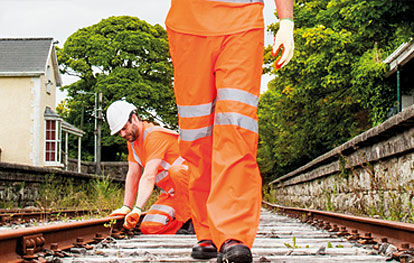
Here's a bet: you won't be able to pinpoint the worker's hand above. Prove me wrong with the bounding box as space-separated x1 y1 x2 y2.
123 206 142 230
272 19 294 69
109 205 131 216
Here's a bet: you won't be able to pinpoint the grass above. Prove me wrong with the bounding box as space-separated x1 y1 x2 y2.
36 174 124 216
34 174 161 218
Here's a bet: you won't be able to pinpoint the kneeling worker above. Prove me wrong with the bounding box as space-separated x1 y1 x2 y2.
107 100 192 234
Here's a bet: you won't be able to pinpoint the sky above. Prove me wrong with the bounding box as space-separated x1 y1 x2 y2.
1 0 279 104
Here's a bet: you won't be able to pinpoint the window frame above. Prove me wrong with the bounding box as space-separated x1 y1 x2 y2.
44 118 62 167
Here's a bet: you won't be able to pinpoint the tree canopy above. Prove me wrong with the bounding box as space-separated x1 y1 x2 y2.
57 16 176 161
258 0 414 182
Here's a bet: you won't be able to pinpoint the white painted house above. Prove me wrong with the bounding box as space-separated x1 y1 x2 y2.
0 38 84 170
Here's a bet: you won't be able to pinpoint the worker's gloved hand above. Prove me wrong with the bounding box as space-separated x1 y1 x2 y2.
272 19 294 69
123 206 142 230
109 205 131 216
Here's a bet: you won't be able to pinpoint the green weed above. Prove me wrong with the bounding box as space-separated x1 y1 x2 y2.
284 236 301 249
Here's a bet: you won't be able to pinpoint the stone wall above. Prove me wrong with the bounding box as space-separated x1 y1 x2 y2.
0 161 125 208
66 158 128 181
270 105 414 222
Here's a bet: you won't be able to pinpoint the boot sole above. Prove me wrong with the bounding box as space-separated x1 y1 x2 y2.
191 250 218 259
217 246 252 263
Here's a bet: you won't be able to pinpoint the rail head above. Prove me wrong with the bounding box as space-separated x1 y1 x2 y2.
263 201 414 250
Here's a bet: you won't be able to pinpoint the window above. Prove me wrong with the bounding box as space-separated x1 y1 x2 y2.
45 119 61 163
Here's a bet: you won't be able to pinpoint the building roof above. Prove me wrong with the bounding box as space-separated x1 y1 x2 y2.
384 40 414 77
62 120 85 137
0 38 62 86
44 106 62 120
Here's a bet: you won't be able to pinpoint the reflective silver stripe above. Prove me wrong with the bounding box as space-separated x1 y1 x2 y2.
142 214 169 225
155 170 168 183
217 88 259 107
149 204 176 218
143 126 177 141
129 141 142 166
172 156 185 166
157 157 184 181
159 187 175 196
215 112 258 134
179 125 213 142
168 188 175 196
160 160 171 170
209 0 263 3
177 100 216 118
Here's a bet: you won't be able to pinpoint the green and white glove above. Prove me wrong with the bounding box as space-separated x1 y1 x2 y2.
109 205 131 216
123 206 142 230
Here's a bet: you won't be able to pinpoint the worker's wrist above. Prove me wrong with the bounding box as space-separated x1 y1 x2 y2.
279 19 294 31
280 18 294 23
122 204 132 210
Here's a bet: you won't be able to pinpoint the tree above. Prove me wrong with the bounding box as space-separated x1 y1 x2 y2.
258 0 414 182
57 16 176 161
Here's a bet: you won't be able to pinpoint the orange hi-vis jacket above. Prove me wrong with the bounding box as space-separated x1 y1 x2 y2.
166 0 265 249
166 0 264 36
127 122 191 234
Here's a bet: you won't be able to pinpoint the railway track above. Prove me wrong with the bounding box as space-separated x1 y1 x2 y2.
263 202 414 250
0 209 105 228
2 203 414 262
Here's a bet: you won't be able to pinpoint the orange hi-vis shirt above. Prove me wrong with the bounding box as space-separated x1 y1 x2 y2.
165 0 265 36
127 122 183 196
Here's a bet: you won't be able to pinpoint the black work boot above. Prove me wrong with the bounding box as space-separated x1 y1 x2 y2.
176 219 195 234
191 240 218 259
217 239 252 263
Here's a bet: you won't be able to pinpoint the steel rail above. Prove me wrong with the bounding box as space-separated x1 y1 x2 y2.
0 209 43 213
0 209 107 225
263 201 414 251
0 215 124 263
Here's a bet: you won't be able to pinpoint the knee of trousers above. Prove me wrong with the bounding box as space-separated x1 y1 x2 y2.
140 220 167 234
140 203 180 234
140 217 183 234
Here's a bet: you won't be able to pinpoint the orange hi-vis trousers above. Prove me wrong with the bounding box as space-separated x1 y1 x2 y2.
167 28 264 249
140 161 191 234
140 195 183 234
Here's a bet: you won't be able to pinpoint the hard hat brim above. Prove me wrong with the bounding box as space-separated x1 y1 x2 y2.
110 115 129 136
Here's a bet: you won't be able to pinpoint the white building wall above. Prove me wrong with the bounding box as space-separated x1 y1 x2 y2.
30 77 41 166
0 77 35 165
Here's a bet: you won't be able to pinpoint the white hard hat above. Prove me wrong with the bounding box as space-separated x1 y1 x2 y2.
106 100 137 135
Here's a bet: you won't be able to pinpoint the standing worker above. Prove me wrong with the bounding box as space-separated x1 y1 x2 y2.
107 100 192 234
165 0 294 262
